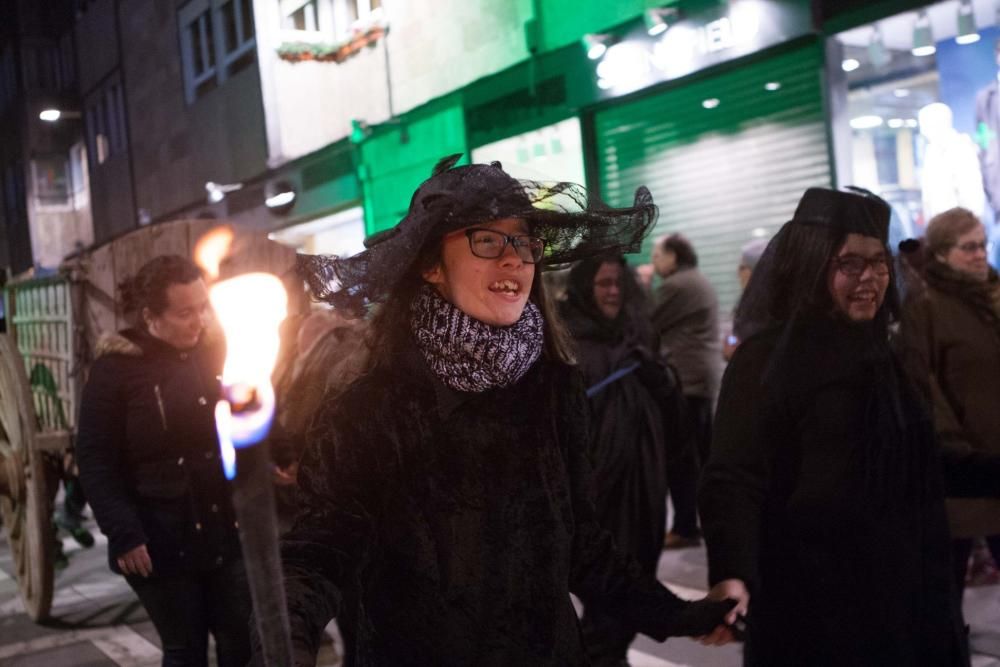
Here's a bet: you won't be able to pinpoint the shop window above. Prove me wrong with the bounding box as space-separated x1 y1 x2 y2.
179 0 256 104
832 0 1000 262
32 157 71 207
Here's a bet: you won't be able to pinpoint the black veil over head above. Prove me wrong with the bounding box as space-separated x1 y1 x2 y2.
297 154 658 312
734 186 898 341
562 255 652 344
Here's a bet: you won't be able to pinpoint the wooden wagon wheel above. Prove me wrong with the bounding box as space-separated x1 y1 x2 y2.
0 333 53 621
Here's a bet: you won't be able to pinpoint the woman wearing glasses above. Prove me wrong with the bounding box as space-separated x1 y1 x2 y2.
901 207 1000 603
270 156 735 666
698 188 1000 665
559 256 685 666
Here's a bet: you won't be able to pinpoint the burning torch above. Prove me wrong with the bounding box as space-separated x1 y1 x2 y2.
196 229 294 666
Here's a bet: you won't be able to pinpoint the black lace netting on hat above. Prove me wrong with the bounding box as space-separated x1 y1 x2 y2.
297 154 657 312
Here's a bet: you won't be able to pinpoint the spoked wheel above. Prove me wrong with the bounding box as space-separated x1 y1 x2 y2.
0 333 53 621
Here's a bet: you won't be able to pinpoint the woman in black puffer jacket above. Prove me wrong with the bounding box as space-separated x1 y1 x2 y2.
77 255 251 667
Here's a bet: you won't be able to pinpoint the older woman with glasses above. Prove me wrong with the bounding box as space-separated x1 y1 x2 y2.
698 188 1000 666
901 206 1000 602
266 156 735 666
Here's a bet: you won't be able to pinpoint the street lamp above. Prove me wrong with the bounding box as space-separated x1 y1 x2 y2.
39 109 81 122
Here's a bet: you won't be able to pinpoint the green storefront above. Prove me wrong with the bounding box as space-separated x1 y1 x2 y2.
358 1 831 316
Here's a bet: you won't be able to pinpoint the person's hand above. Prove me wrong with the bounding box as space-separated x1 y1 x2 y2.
698 578 749 646
663 596 737 638
273 462 298 487
117 544 153 577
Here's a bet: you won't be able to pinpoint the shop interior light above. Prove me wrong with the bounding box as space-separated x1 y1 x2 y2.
702 98 720 109
644 7 679 37
888 118 905 128
956 0 980 45
842 58 860 72
905 119 919 128
868 26 891 69
894 88 910 98
850 115 884 130
764 81 781 91
581 33 613 60
597 78 614 90
912 10 936 57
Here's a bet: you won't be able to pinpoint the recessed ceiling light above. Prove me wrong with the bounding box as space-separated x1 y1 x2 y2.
702 98 720 109
842 58 860 72
893 88 910 98
850 115 884 130
765 81 781 91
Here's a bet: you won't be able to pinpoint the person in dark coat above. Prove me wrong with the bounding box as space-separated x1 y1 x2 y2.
901 207 1000 598
560 255 684 666
650 233 721 549
697 187 1000 666
269 156 736 667
77 255 251 667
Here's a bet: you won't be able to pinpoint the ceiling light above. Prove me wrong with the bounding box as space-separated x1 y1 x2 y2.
956 0 980 44
702 98 720 109
264 179 297 215
888 118 904 128
581 33 613 60
904 119 919 128
842 58 860 72
597 78 613 90
764 81 781 91
868 26 891 69
850 115 883 130
644 7 679 37
912 10 936 57
894 88 910 98
39 109 61 122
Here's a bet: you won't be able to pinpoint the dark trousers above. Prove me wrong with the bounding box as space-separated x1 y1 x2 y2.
668 395 713 538
128 558 252 667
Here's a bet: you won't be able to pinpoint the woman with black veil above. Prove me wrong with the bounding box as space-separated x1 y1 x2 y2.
267 156 735 666
560 255 684 666
698 187 1000 665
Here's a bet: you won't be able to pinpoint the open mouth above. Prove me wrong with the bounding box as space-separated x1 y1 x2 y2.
848 290 878 307
489 279 522 296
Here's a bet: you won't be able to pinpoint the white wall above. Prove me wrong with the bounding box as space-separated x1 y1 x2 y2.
257 0 533 165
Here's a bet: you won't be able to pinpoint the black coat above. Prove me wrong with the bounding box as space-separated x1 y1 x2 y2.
279 346 688 666
76 328 241 577
560 296 679 576
699 319 1000 666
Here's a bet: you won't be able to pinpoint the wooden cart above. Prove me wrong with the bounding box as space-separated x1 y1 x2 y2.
0 219 298 621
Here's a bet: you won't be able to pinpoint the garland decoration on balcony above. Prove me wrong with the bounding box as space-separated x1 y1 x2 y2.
277 23 387 64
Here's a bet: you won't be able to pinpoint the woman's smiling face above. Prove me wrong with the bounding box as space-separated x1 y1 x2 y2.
826 233 890 322
422 217 537 326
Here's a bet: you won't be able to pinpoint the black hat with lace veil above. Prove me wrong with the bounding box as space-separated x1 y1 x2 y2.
298 154 657 312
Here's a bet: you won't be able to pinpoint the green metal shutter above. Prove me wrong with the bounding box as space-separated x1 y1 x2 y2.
595 43 831 315
360 98 467 236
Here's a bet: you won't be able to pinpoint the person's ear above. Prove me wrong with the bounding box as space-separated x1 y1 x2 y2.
422 263 445 287
142 307 154 329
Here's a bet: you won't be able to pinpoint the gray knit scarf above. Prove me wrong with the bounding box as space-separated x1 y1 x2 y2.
410 286 544 393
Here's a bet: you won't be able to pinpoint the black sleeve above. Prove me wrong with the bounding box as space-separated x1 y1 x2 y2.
561 369 687 641
75 357 147 560
276 393 382 666
698 338 780 589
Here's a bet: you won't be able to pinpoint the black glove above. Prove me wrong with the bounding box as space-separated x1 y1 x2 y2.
662 598 737 637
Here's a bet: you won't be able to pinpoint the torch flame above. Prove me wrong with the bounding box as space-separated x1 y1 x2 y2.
195 227 235 281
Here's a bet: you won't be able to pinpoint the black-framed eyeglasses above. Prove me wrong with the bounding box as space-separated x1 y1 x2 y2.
831 254 891 277
463 228 546 263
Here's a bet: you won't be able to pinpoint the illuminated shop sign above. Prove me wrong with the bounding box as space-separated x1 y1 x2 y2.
592 0 811 95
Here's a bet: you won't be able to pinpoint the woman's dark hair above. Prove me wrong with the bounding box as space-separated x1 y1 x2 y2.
660 233 698 268
735 223 899 339
563 254 652 340
119 255 203 325
364 230 576 373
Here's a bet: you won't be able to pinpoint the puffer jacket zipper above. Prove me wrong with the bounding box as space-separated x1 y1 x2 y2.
154 384 167 431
